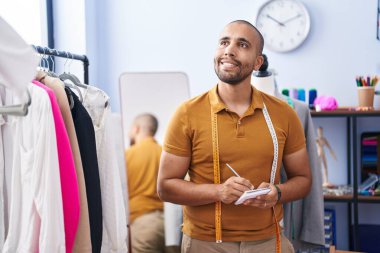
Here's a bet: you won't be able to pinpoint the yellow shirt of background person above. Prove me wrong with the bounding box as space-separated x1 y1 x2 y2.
126 114 163 223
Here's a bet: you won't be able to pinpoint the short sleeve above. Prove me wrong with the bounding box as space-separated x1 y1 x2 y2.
283 108 306 155
163 103 191 157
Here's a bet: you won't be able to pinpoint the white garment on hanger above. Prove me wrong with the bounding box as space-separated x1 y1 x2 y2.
82 86 128 253
2 84 65 253
2 88 14 243
0 17 39 97
110 113 129 222
0 17 40 252
164 202 182 246
0 88 5 251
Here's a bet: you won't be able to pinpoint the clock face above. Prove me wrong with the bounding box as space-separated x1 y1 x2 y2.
256 0 311 52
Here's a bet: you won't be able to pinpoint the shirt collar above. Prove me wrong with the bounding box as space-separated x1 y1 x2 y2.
209 84 264 114
141 136 156 143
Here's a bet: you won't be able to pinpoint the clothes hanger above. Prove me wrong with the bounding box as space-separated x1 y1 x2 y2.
59 52 84 105
35 49 75 109
36 48 48 75
0 84 31 116
59 52 87 89
46 48 58 78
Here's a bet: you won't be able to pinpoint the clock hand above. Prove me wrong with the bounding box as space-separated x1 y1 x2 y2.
282 14 302 24
266 14 285 26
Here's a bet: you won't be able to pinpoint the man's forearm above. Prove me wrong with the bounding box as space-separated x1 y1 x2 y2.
277 175 312 203
158 178 220 206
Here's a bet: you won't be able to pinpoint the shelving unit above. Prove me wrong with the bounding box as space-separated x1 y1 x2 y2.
324 194 380 203
324 209 337 250
311 110 380 251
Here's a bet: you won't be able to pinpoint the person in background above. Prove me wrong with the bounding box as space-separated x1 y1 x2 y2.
126 113 165 253
157 20 312 253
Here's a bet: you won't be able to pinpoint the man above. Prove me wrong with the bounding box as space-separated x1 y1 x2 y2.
157 20 312 253
126 113 164 253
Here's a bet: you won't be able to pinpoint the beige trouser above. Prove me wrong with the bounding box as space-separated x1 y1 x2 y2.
181 233 295 253
131 210 165 253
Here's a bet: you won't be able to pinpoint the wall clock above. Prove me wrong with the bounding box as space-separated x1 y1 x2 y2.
256 0 311 52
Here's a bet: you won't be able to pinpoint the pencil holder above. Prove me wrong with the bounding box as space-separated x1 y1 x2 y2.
357 86 375 108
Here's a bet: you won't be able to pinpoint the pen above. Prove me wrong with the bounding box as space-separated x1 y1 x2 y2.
226 163 241 177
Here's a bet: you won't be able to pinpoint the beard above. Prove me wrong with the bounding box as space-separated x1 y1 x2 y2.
214 57 254 85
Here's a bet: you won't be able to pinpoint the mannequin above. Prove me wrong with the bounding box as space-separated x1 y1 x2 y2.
316 126 337 188
252 54 325 250
251 54 276 96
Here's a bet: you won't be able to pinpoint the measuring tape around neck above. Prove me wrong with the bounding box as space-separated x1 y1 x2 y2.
263 104 279 185
210 102 281 252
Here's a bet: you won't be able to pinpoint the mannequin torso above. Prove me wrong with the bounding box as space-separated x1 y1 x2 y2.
251 74 276 96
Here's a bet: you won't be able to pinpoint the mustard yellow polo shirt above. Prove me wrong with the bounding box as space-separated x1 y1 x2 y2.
126 137 163 223
163 85 306 242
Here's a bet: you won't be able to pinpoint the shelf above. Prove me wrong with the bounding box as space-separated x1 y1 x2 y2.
357 195 380 203
312 109 380 250
324 194 380 203
324 194 353 202
311 110 380 117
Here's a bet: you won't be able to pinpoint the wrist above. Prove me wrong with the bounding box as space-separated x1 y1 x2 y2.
214 184 223 202
274 184 282 203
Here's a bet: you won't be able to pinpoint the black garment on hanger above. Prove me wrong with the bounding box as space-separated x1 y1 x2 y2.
66 88 103 253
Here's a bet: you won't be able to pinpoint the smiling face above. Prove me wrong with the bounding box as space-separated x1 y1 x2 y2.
214 22 264 85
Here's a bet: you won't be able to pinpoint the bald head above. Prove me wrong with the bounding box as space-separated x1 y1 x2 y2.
134 113 159 136
228 20 264 55
214 20 265 85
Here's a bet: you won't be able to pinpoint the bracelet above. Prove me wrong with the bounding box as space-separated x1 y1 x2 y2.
274 184 282 203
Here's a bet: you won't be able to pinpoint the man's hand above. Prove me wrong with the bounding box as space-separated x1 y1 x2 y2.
158 152 254 206
242 182 278 209
216 177 254 204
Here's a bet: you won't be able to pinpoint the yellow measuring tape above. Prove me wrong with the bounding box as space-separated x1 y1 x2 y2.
210 105 281 252
273 207 281 253
211 110 222 243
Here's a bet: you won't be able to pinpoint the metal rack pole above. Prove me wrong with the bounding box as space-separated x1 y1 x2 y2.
347 116 353 250
352 116 359 251
33 45 89 83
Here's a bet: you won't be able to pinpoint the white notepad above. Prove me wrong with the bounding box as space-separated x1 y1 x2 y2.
235 187 271 205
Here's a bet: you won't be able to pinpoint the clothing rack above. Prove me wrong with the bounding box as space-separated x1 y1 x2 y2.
33 45 90 84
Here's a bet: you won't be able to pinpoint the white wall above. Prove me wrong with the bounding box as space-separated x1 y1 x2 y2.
86 0 380 110
0 0 46 45
85 0 129 110
266 0 380 108
53 0 86 82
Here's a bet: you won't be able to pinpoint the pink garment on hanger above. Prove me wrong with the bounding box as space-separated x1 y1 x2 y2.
32 80 80 253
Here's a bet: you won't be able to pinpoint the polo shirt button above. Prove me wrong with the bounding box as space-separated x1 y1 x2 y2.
237 120 241 125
